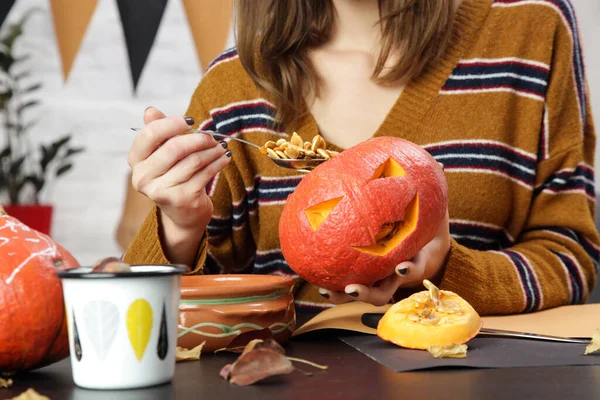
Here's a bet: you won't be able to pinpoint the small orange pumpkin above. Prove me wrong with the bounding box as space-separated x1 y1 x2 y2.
279 137 448 291
0 206 79 373
377 280 482 350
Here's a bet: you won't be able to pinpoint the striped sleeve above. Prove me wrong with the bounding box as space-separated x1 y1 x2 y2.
439 3 599 315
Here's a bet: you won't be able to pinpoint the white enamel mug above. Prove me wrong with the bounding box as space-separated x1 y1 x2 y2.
58 264 187 390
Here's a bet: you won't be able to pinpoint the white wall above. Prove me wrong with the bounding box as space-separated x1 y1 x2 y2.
1 0 599 265
2 0 234 265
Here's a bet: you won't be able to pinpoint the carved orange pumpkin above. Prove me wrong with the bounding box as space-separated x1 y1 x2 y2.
279 137 448 291
0 206 79 373
377 280 482 350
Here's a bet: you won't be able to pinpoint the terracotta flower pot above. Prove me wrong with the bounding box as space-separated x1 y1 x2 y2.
3 204 53 236
177 275 297 353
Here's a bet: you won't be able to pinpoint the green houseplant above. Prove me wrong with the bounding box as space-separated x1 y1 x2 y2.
0 11 84 235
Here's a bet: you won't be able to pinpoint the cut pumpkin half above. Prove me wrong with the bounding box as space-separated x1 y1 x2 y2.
377 280 482 350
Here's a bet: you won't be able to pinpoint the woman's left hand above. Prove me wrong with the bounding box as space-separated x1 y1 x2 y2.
319 209 451 306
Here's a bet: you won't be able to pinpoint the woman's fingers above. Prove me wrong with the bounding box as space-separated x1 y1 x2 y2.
318 288 354 304
160 145 231 192
143 106 166 125
133 133 221 190
128 115 195 167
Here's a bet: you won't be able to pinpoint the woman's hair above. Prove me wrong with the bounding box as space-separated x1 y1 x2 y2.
234 0 455 127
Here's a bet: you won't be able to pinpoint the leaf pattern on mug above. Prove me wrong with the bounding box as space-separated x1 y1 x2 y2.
83 300 120 361
126 299 153 361
72 308 83 361
157 301 169 360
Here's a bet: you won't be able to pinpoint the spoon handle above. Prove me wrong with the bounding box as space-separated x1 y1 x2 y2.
130 128 262 149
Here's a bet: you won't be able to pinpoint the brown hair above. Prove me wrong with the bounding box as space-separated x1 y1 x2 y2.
234 0 456 127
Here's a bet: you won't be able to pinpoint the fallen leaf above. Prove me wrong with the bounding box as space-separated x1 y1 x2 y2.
584 329 600 355
216 328 273 354
0 377 13 388
427 343 468 358
10 388 50 400
286 356 328 370
176 342 205 361
220 338 327 386
226 348 295 386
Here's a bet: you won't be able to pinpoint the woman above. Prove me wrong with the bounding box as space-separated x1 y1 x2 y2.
124 0 599 314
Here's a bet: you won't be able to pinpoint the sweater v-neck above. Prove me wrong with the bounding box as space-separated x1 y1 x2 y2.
293 0 493 152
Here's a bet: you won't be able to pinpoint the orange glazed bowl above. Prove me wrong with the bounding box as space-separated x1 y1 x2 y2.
177 275 297 353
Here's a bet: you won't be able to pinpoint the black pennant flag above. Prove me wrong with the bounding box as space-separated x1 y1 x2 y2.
117 0 168 91
0 0 16 30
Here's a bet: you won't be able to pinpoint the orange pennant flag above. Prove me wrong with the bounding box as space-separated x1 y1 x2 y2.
49 0 99 81
182 0 233 71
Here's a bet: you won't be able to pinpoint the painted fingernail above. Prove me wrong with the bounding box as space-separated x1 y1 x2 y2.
184 116 195 125
318 289 330 299
220 140 228 149
225 150 232 158
346 290 359 298
396 266 409 276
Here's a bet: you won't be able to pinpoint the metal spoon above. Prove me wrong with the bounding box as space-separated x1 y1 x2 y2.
130 128 327 172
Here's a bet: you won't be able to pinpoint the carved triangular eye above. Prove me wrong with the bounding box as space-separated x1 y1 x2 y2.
370 158 406 180
304 197 343 231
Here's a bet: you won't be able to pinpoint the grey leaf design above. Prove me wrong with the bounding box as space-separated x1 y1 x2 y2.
83 300 120 361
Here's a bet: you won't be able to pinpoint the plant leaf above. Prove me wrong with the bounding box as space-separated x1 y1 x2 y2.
9 388 50 400
176 342 206 362
218 328 274 353
17 100 40 114
584 329 600 355
55 164 73 177
0 377 12 387
14 71 31 81
9 156 26 176
65 147 85 157
22 83 42 93
0 147 11 160
51 136 71 150
224 348 294 386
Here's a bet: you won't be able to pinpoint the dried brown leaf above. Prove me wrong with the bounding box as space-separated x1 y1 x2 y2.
226 348 294 386
220 328 273 354
10 388 50 400
176 342 205 361
286 357 328 370
585 329 600 355
427 343 468 358
0 377 13 388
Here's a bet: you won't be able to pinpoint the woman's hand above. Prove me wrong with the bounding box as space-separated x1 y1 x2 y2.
127 107 232 264
320 210 451 306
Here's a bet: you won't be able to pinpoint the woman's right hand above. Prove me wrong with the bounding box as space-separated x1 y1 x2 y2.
127 107 231 265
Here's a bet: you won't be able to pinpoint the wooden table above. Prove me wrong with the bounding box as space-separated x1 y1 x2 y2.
4 315 600 400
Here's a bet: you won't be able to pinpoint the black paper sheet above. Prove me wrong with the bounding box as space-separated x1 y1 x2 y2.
340 334 600 372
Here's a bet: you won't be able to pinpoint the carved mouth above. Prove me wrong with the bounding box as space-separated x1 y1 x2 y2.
353 194 419 256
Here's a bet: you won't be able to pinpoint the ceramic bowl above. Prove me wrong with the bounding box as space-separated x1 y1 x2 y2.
57 264 187 390
177 274 297 353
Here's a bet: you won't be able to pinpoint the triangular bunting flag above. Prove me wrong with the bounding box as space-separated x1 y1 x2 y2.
117 0 168 91
182 0 233 71
49 0 99 81
0 0 16 30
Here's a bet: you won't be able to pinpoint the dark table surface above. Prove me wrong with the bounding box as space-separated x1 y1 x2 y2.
4 313 600 400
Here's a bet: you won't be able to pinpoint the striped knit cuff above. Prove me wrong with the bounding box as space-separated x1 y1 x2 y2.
123 205 171 266
438 237 482 297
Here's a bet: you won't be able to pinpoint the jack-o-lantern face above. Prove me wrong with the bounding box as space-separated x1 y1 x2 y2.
278 137 448 291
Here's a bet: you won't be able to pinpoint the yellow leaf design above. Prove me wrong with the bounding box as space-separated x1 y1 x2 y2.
126 299 153 361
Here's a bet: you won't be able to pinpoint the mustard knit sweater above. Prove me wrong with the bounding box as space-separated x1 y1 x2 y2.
125 0 599 315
